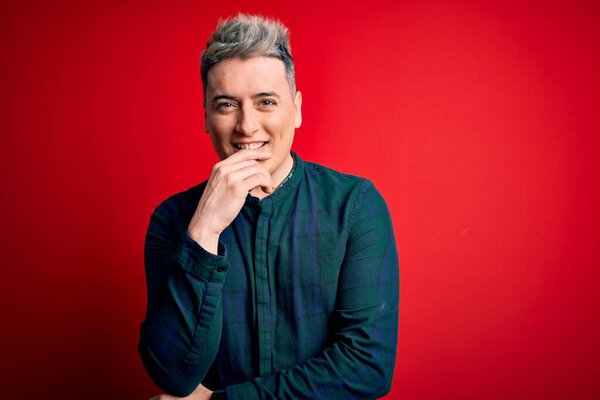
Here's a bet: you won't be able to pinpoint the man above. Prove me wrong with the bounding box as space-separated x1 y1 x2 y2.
139 14 399 400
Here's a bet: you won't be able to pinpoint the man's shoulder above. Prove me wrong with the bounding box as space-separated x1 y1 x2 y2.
302 160 374 194
296 159 383 217
299 159 391 226
152 180 208 218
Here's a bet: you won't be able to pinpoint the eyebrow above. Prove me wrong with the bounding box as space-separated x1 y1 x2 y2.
211 94 236 102
254 91 281 99
211 92 281 103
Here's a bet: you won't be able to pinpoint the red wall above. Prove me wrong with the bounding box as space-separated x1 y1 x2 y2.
1 1 599 398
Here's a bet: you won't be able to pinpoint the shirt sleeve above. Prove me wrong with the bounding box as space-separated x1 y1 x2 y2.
225 183 400 400
138 202 230 397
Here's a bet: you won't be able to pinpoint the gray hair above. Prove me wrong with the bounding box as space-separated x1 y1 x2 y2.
200 14 296 96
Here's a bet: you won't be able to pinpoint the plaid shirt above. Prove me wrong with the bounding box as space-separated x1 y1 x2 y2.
139 152 399 399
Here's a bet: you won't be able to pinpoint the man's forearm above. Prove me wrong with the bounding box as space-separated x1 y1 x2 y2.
224 184 400 400
140 205 230 397
224 303 398 400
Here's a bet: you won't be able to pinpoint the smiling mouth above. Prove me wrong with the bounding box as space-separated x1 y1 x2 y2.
234 142 267 150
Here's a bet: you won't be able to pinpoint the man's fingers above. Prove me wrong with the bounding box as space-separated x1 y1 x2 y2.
214 159 259 176
234 173 274 196
218 148 272 166
261 182 274 194
226 163 273 188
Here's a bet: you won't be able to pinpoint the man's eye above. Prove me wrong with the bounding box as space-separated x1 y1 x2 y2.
259 99 276 107
216 102 234 110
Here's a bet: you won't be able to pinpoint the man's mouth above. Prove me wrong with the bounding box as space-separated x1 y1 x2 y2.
234 141 268 150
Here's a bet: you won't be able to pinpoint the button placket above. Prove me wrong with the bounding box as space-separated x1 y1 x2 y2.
255 200 273 376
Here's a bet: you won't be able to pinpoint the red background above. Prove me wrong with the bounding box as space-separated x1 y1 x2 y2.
1 0 599 398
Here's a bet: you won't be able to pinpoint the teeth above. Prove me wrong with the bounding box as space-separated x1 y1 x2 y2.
235 142 266 150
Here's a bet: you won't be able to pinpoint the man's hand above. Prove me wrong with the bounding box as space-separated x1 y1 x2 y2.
188 148 274 254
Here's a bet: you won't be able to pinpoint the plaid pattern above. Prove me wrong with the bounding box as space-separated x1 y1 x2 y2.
139 152 399 399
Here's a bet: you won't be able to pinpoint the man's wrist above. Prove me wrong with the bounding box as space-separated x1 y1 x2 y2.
210 390 228 400
187 225 220 255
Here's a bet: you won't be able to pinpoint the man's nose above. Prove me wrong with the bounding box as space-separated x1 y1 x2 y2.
236 107 259 136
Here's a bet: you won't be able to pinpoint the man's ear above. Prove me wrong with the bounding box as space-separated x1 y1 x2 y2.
294 91 303 129
203 107 209 133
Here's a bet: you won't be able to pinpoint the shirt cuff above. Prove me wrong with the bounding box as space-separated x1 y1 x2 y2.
175 230 230 282
225 381 259 400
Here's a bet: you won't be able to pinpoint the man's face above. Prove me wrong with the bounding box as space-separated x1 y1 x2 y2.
204 56 302 185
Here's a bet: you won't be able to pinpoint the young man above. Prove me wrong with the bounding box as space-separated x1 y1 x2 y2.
139 14 399 400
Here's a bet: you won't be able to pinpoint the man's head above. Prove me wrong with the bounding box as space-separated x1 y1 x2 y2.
200 14 302 188
201 14 296 97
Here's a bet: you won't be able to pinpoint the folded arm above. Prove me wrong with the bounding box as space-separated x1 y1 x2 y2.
139 202 229 397
224 184 400 400
140 184 399 399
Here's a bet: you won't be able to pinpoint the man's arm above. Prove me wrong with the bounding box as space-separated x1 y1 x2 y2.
224 183 400 400
139 149 274 397
138 202 228 397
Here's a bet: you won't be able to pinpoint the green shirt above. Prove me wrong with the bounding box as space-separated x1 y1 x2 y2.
139 152 399 399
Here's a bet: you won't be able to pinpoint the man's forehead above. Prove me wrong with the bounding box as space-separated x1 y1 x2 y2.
206 56 288 93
